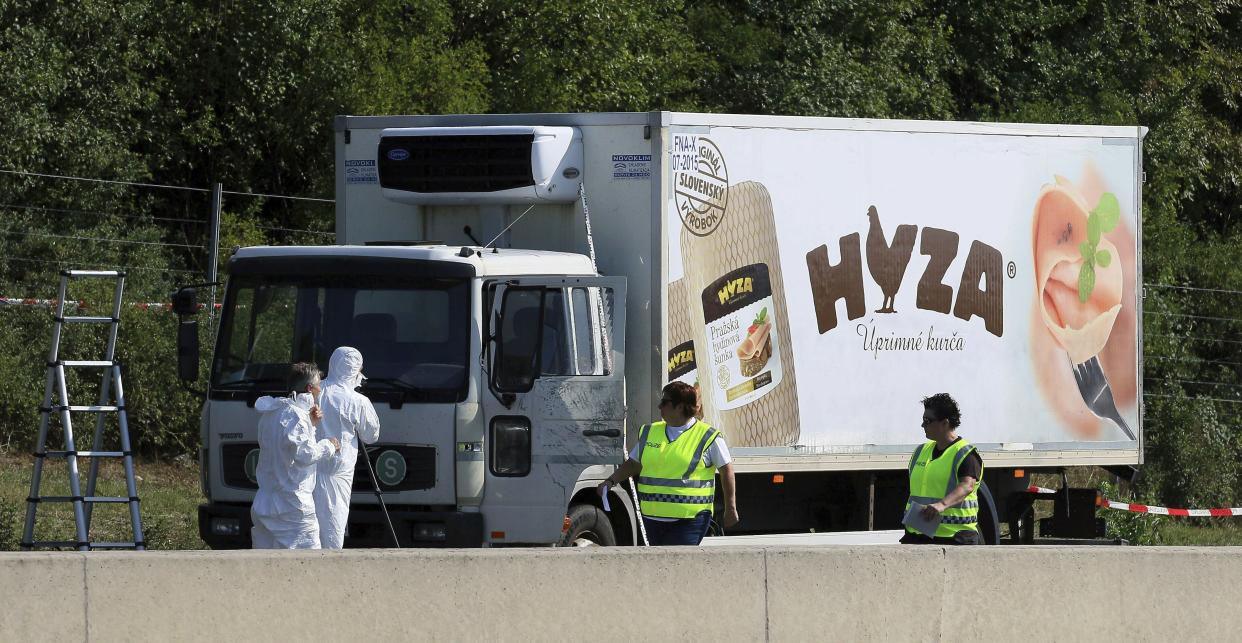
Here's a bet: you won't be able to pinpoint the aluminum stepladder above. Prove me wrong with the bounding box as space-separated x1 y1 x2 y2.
21 270 145 551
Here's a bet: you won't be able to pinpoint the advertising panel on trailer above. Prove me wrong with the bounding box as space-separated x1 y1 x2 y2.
657 113 1143 475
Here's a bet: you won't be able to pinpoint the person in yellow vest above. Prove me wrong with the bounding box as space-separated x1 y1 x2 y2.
901 393 984 545
597 382 739 545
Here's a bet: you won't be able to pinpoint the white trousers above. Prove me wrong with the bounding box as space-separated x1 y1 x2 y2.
250 507 321 549
313 468 355 549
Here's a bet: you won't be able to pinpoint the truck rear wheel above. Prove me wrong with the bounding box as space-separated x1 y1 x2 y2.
559 504 616 547
978 481 1001 545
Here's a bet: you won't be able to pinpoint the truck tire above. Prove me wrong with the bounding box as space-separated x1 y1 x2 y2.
977 481 1001 545
559 503 616 547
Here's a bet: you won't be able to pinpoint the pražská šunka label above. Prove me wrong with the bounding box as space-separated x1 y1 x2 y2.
701 263 784 409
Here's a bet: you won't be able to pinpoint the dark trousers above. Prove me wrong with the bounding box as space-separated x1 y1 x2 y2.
900 529 983 545
642 510 712 546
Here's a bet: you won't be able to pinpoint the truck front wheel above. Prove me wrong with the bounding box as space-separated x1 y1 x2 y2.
559 504 616 547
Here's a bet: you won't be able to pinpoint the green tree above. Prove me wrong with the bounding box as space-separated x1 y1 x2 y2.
687 0 957 118
454 0 708 112
347 0 491 115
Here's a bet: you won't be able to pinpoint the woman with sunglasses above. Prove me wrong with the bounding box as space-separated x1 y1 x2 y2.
598 381 739 545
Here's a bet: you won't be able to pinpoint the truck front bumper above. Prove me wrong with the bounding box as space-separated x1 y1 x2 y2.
198 503 484 549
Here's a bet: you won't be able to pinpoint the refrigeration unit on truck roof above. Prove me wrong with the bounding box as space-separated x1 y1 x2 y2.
378 126 583 204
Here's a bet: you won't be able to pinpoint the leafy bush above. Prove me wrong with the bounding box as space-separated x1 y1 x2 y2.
1100 481 1164 546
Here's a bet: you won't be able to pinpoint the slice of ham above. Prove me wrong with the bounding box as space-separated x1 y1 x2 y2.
1031 178 1123 364
737 320 773 360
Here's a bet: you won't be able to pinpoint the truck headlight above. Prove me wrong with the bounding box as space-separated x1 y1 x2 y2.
211 517 241 536
411 522 447 541
490 416 531 477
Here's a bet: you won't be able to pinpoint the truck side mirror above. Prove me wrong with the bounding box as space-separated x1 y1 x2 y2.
171 285 202 381
171 286 198 316
177 319 200 381
491 287 545 393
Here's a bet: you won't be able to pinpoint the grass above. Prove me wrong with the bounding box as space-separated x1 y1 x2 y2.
0 450 206 550
2 449 1239 549
1159 523 1242 546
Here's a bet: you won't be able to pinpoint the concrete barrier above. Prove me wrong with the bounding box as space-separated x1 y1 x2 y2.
2 546 1240 642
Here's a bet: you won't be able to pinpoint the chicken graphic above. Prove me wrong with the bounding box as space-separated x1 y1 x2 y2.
865 205 917 313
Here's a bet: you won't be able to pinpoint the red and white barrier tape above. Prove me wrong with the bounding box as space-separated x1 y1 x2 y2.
128 302 222 311
1026 485 1242 517
0 297 219 311
0 297 85 309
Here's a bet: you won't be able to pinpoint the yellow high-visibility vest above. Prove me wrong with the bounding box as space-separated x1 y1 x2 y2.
634 420 720 519
905 439 982 538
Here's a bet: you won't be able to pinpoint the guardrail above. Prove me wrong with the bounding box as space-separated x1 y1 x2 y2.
2 546 1239 641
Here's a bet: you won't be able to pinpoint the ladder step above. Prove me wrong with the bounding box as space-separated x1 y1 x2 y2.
90 542 142 549
61 360 115 367
36 496 134 504
40 405 124 413
62 270 125 278
60 316 117 324
43 450 128 458
21 540 142 550
23 540 86 548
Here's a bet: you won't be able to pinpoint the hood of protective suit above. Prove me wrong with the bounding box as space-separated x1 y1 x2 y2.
255 393 315 415
324 346 366 389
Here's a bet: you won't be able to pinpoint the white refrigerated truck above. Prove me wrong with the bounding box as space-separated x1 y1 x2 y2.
191 112 1145 547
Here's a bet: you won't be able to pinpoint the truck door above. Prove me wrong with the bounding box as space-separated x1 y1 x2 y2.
482 277 626 544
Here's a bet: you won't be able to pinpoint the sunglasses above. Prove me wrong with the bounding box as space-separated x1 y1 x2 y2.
659 398 676 408
920 416 940 426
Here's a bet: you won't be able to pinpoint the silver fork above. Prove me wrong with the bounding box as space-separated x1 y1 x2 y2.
1070 356 1135 440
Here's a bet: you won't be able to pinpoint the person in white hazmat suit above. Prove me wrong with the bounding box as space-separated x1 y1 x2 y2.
250 362 340 549
314 346 381 549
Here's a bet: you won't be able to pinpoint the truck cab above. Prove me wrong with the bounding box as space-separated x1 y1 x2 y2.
197 244 629 547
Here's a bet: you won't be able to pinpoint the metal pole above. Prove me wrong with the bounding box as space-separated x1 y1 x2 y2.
358 440 400 548
207 183 222 328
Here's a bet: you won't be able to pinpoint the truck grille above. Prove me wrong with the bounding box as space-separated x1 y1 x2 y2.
219 443 435 492
354 445 436 492
378 134 535 193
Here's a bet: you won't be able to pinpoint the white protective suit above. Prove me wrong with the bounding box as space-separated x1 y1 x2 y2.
250 392 336 549
313 347 382 548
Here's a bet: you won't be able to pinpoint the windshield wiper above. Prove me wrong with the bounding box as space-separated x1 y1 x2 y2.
213 377 286 391
361 377 442 406
361 377 420 392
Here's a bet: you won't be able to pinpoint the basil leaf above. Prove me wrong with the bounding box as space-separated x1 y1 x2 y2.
1078 261 1096 303
1096 249 1112 268
1095 193 1120 232
1087 211 1101 246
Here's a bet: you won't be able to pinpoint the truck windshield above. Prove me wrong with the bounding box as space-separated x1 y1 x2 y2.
210 273 470 403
